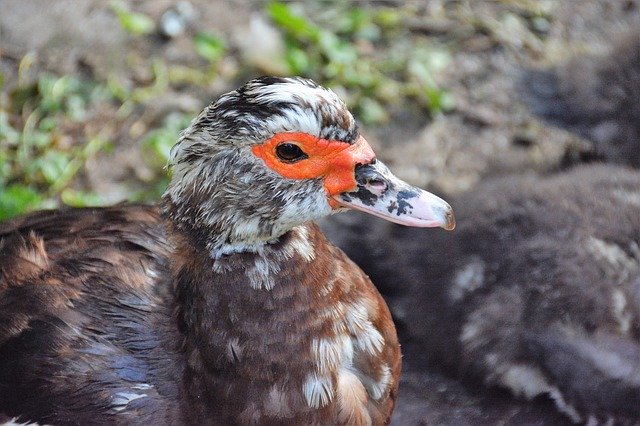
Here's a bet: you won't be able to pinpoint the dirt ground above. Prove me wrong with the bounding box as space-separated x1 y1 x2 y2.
2 0 640 424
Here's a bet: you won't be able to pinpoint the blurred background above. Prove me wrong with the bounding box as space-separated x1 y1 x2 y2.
2 1 640 424
0 0 637 220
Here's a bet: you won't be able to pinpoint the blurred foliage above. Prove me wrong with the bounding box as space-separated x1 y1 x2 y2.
194 32 227 63
136 112 194 201
0 7 198 219
110 0 156 36
0 1 454 220
266 2 453 123
0 68 113 220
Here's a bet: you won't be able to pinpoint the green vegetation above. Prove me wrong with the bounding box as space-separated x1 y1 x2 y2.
266 2 453 123
110 0 156 36
0 1 453 220
194 33 227 63
0 68 113 220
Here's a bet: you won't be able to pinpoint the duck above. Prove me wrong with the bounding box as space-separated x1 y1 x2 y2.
323 164 640 423
522 31 640 167
0 76 455 425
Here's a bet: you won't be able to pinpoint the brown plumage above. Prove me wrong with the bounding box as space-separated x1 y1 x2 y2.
0 77 453 425
0 206 179 424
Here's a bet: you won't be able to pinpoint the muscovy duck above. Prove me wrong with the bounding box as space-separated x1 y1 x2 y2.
0 76 454 425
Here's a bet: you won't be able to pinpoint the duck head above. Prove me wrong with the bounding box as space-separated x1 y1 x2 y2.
164 77 454 255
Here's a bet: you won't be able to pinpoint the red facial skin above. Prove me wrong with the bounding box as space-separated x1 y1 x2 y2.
252 132 375 208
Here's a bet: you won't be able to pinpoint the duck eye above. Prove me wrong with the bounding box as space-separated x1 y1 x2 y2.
275 143 308 163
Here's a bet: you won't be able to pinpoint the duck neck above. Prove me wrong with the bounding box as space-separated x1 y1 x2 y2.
161 195 306 258
167 219 336 420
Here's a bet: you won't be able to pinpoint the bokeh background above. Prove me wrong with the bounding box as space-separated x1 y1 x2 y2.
1 0 637 220
1 1 640 423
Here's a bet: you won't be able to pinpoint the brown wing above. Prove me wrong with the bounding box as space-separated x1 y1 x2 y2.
0 206 179 424
337 249 401 425
310 225 401 425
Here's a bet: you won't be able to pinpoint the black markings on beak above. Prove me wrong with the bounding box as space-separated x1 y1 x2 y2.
356 165 388 193
350 186 379 206
351 163 390 206
387 189 418 216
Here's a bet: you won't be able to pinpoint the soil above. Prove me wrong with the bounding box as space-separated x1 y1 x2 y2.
2 0 639 424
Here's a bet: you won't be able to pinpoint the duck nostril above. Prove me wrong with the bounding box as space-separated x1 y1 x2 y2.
367 178 386 188
365 178 388 196
354 163 388 194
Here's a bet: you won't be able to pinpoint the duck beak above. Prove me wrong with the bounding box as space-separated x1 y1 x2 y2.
331 160 455 230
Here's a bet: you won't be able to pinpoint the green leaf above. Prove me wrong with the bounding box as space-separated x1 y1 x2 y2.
194 33 227 63
425 87 455 113
0 184 43 220
61 189 103 207
106 76 132 102
358 97 388 124
318 32 357 64
267 2 319 41
38 117 57 132
38 151 71 184
111 0 155 36
37 74 62 113
285 46 310 75
373 8 401 29
142 113 193 168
